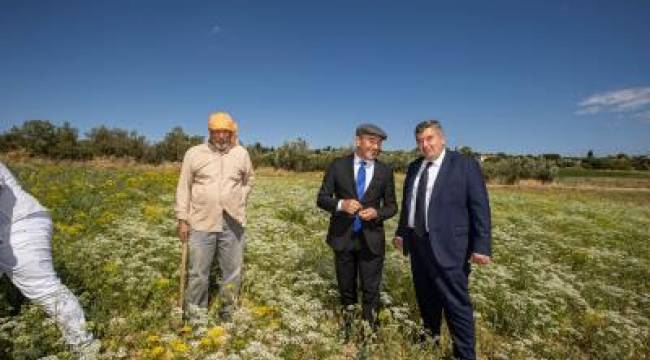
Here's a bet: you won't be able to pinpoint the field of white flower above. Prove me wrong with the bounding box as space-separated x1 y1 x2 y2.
0 161 648 359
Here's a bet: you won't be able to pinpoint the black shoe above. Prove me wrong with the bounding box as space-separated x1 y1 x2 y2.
341 306 355 343
341 321 352 343
413 329 440 348
219 311 232 322
363 316 379 332
360 319 379 344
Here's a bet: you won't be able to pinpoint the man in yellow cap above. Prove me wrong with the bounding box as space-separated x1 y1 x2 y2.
175 111 255 324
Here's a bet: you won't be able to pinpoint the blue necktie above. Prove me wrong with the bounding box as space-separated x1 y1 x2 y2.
353 161 366 233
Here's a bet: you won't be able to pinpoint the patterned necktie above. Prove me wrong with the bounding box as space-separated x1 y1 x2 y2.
353 161 367 233
414 161 432 237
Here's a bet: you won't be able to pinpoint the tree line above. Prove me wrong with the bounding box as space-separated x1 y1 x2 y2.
1 120 648 183
0 120 203 163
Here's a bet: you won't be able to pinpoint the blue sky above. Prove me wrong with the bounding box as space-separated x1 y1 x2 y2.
1 0 649 155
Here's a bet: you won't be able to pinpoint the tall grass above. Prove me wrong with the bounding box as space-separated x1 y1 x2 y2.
0 161 647 359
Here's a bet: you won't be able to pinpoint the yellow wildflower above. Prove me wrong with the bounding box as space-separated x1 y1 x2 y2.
146 335 160 344
170 339 189 353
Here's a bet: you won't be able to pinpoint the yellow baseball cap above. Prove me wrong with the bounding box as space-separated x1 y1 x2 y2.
208 112 237 132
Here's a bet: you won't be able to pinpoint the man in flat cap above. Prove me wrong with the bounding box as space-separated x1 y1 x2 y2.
317 123 397 340
175 111 254 324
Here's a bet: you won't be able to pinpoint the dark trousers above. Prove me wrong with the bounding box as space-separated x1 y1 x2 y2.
333 233 384 323
409 230 475 360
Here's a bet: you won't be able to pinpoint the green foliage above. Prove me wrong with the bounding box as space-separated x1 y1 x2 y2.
457 145 476 157
482 156 559 184
85 126 149 160
272 138 311 171
150 127 204 163
1 120 648 176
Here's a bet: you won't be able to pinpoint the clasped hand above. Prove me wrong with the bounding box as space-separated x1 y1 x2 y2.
341 199 378 220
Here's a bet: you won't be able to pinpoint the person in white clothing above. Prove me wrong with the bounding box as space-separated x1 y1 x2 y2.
0 161 100 358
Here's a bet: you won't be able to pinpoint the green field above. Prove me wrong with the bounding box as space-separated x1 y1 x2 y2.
1 161 648 359
557 168 650 179
556 168 650 189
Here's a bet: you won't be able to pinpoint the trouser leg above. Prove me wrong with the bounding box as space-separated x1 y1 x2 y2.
334 247 358 341
3 215 94 346
334 249 359 307
410 250 443 336
357 235 383 324
186 229 217 313
215 213 245 318
435 269 475 360
409 231 443 336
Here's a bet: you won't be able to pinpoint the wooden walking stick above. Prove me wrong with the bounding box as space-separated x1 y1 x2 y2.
179 238 188 318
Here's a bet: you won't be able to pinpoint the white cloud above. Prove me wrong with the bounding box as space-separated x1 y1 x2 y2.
210 19 222 34
633 110 650 124
577 87 650 120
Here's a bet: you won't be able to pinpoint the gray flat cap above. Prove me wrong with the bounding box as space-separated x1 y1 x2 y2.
356 123 387 140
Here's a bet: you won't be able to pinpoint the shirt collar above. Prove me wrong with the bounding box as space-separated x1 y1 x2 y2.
354 153 374 167
424 148 446 168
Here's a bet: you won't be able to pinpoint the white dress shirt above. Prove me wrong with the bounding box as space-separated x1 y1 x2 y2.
408 149 446 231
337 153 375 211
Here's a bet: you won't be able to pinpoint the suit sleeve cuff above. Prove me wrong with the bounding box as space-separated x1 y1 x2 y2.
471 239 491 256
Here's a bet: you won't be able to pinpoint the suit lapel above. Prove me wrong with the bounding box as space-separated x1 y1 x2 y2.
344 154 358 198
429 149 453 205
363 161 382 201
404 157 424 214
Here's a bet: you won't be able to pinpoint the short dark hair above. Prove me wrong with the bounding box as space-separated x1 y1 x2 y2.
415 119 443 137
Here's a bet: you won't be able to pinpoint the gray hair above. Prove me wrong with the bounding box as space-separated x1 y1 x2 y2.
415 119 444 137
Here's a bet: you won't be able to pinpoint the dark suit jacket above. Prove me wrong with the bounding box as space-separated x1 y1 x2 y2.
317 154 398 255
395 150 491 268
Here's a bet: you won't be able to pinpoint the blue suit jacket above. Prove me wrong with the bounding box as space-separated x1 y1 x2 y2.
395 150 491 269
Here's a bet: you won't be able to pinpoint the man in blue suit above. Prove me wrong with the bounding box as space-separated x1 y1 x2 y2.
393 120 491 360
